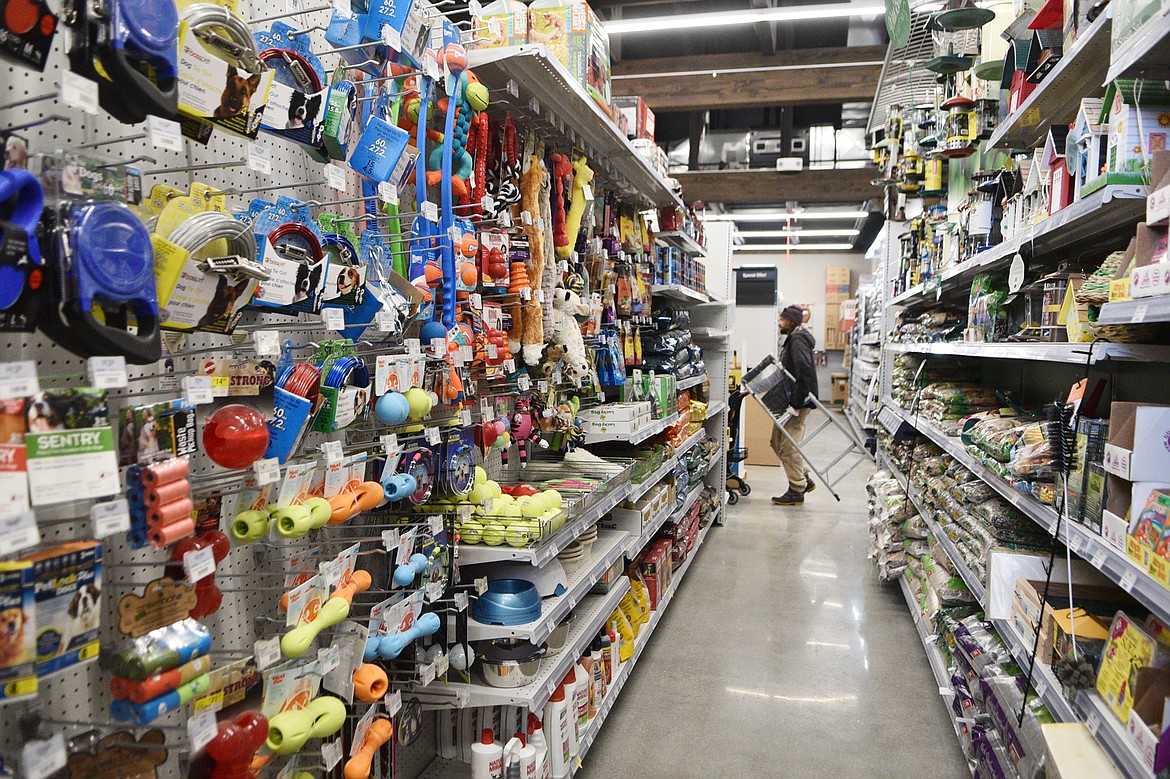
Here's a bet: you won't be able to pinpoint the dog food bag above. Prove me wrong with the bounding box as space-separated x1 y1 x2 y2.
0 561 36 701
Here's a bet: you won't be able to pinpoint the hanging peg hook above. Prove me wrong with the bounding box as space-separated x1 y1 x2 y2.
288 24 328 38
99 155 157 169
75 132 149 149
142 159 247 175
205 179 330 197
246 4 331 24
8 114 69 133
0 90 59 111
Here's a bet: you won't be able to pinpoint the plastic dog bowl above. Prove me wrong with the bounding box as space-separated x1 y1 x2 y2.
473 579 541 626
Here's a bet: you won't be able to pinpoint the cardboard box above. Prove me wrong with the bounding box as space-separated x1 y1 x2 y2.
830 373 848 406
826 266 851 285
744 396 781 467
613 96 655 142
1042 723 1125 779
1103 402 1170 481
529 2 612 110
579 402 651 423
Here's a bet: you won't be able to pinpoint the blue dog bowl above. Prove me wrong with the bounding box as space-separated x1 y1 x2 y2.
473 579 541 626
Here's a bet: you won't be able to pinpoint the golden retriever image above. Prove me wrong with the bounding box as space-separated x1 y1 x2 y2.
0 607 27 666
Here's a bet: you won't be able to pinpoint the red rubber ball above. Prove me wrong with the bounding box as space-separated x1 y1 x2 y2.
203 404 270 469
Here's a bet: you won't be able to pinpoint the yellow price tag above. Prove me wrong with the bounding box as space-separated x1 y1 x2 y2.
194 691 224 712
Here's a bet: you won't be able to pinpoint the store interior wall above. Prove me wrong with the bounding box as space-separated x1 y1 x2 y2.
731 250 871 399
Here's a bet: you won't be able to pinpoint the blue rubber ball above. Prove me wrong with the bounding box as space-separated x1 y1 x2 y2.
420 320 448 344
375 392 410 425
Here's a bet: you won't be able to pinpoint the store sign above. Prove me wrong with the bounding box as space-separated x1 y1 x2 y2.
886 0 911 48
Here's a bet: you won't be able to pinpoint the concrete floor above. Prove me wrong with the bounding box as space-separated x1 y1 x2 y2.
580 422 971 778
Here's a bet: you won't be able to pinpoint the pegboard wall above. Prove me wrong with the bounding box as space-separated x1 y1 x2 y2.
1 1 450 777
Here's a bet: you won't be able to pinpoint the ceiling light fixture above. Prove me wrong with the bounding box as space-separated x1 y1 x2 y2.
736 229 861 238
735 243 856 252
604 3 886 35
706 211 871 222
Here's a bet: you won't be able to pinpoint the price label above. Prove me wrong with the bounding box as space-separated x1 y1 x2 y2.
519 287 531 301
500 211 512 228
254 636 281 670
429 20 443 48
474 577 488 595
429 514 445 536
254 458 281 486
184 545 217 583
322 307 345 331
325 164 347 191
506 79 519 98
1085 711 1101 735
92 499 130 538
0 361 38 398
422 201 439 223
435 652 449 677
481 195 495 213
528 97 539 115
405 338 421 355
147 116 183 152
380 433 399 453
376 310 397 333
211 376 231 397
183 375 213 405
0 512 39 556
62 72 100 115
480 398 492 420
469 0 483 14
188 709 217 752
460 409 472 427
381 528 400 552
521 210 533 226
454 591 468 611
384 689 402 716
247 142 272 175
1120 569 1138 592
86 355 128 390
381 23 401 49
456 505 471 522
583 184 595 202
538 380 549 393
22 735 67 779
378 181 399 205
425 427 441 445
253 330 280 357
1133 303 1149 323
318 644 341 674
517 374 531 392
319 558 344 587
419 662 436 686
322 739 343 770
425 580 443 602
321 440 344 465
470 293 482 310
504 359 515 374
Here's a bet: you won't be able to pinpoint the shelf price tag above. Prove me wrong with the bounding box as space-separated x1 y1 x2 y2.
22 735 66 779
459 409 472 427
92 499 130 538
385 689 403 716
184 545 217 583
381 23 402 50
1133 304 1149 323
376 310 397 333
247 142 272 175
254 458 281 486
62 72 100 115
87 356 128 389
454 591 468 612
183 375 213 405
1120 569 1138 593
380 434 399 454
254 636 282 670
0 512 39 556
322 440 344 465
517 374 531 392
425 427 441 445
474 577 488 595
147 116 184 152
322 308 345 330
254 330 281 357
422 201 439 223
188 709 217 752
0 361 38 398
429 514 444 535
321 739 343 770
318 644 341 675
325 164 347 191
420 662 436 686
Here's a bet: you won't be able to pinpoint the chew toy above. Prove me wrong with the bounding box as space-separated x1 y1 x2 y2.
266 696 347 755
344 718 395 779
207 711 269 779
281 597 351 658
363 612 442 661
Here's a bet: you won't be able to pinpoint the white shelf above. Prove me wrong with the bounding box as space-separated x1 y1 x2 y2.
626 483 702 557
885 341 1170 365
466 530 629 644
1075 690 1157 779
882 398 1170 627
676 373 708 391
1107 5 1170 81
572 519 715 774
656 231 708 258
584 411 680 445
705 400 727 419
986 12 1112 151
1097 296 1170 325
627 429 705 504
991 617 1078 722
457 480 632 566
651 284 709 305
886 186 1147 310
437 578 632 710
469 46 682 209
690 327 732 340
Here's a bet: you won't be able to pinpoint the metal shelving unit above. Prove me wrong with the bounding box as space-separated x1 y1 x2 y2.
626 482 702 557
650 284 710 304
583 411 680 446
676 373 709 391
469 46 683 209
627 429 705 504
656 230 708 258
986 12 1112 150
884 341 1170 364
1107 7 1170 81
1097 295 1170 325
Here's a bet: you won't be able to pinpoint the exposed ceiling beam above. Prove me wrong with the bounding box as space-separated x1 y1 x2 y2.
675 167 878 205
611 45 886 112
752 0 778 55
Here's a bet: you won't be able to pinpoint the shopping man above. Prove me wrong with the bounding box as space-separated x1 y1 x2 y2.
771 305 820 506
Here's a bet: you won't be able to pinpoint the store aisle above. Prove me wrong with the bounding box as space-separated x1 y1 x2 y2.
581 421 969 778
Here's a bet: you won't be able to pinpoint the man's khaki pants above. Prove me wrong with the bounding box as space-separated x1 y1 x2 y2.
770 408 810 491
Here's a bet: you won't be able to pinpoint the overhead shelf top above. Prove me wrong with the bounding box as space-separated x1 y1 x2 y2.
987 12 1112 150
469 45 684 210
1108 6 1170 82
656 230 707 258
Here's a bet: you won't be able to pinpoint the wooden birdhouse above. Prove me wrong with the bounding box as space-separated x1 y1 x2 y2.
1098 79 1170 189
1021 148 1049 225
1069 97 1106 200
1043 124 1073 214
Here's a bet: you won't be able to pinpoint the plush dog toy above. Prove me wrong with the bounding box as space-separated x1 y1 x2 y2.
547 286 591 387
558 156 593 261
520 154 548 366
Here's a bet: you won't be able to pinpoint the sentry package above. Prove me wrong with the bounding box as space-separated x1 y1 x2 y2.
27 541 103 676
0 561 36 701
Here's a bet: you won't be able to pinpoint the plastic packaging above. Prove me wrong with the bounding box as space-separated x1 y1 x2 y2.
528 714 551 779
542 686 572 779
472 728 504 779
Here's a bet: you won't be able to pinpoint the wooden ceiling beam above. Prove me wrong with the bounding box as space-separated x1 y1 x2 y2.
674 167 879 205
611 45 886 112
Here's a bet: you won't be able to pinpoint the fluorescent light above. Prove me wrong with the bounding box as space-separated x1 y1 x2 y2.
707 211 870 222
737 229 861 238
605 3 885 35
735 243 856 252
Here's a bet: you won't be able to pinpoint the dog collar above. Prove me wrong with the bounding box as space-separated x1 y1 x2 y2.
397 447 435 506
322 233 358 267
0 169 44 311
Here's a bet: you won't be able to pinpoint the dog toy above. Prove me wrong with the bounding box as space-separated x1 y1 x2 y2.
207 711 269 779
344 717 395 779
519 154 548 365
363 612 442 661
393 552 430 587
203 404 270 469
548 287 593 388
265 696 347 755
170 531 230 619
562 156 594 260
271 497 334 539
375 391 411 425
327 481 385 524
352 663 389 703
551 153 572 255
281 596 351 659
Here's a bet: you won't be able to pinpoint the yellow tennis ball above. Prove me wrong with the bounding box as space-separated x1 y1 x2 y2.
544 490 563 509
505 522 533 547
519 497 543 518
467 484 487 504
475 466 487 485
482 521 507 546
459 520 484 544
